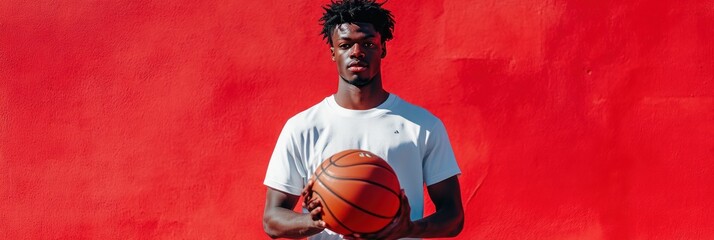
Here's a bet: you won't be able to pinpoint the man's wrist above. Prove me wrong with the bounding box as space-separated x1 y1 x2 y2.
299 213 324 235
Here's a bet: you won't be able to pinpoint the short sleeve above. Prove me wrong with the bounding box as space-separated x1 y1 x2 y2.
263 120 307 196
422 119 461 186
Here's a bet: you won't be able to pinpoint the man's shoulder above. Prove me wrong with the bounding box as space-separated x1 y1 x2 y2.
391 94 442 127
282 97 330 131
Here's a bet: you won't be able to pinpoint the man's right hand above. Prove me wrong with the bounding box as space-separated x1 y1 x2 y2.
302 178 325 224
263 183 326 239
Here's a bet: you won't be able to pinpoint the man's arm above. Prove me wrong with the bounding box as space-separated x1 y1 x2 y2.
409 175 465 237
262 187 326 239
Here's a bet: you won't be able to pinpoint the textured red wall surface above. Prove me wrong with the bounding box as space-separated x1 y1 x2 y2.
2 0 713 239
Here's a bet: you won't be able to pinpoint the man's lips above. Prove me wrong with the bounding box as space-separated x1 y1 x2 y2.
348 66 367 72
347 62 368 72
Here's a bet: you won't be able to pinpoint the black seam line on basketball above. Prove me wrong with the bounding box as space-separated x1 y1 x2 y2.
323 151 400 201
322 150 399 215
329 162 399 180
331 150 363 165
372 199 402 235
311 186 356 234
315 156 331 180
315 171 394 219
320 169 400 198
329 150 398 180
316 150 362 180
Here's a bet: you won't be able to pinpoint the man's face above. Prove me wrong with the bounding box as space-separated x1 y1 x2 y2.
330 22 385 87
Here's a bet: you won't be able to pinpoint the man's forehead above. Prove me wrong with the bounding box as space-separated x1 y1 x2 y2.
333 22 378 36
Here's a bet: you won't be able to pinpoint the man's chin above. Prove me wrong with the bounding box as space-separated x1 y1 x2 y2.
341 76 372 87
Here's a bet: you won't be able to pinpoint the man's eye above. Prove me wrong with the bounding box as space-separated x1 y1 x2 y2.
339 44 352 49
364 43 375 48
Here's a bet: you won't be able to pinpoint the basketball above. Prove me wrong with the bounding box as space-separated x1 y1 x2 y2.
311 149 402 235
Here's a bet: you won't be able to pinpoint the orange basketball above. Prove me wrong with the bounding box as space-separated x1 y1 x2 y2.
311 149 402 235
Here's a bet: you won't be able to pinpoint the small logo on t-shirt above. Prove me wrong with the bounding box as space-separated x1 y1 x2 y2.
394 130 399 134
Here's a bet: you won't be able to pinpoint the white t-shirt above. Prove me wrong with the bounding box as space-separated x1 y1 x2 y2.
264 94 461 240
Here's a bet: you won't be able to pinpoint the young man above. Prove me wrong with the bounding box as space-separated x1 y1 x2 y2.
262 0 464 239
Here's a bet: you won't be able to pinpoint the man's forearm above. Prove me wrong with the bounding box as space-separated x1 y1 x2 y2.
408 207 464 238
263 208 323 239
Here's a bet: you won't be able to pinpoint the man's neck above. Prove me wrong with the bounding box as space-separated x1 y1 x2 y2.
334 78 389 110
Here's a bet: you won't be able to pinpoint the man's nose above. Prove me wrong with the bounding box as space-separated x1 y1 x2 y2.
350 44 365 58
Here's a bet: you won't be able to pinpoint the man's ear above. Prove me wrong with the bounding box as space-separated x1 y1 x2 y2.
381 42 387 58
330 47 335 61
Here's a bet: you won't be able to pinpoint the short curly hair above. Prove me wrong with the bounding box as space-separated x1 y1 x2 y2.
319 0 395 45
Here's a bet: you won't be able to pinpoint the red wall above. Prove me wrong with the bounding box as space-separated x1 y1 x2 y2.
2 0 713 239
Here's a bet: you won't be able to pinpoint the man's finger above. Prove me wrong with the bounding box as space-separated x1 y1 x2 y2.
309 206 323 220
313 220 326 228
303 180 314 194
400 189 411 213
307 198 321 210
310 206 322 215
355 233 376 239
343 233 365 240
302 180 315 207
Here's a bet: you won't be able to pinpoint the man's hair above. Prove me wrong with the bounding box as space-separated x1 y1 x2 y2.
319 0 395 45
